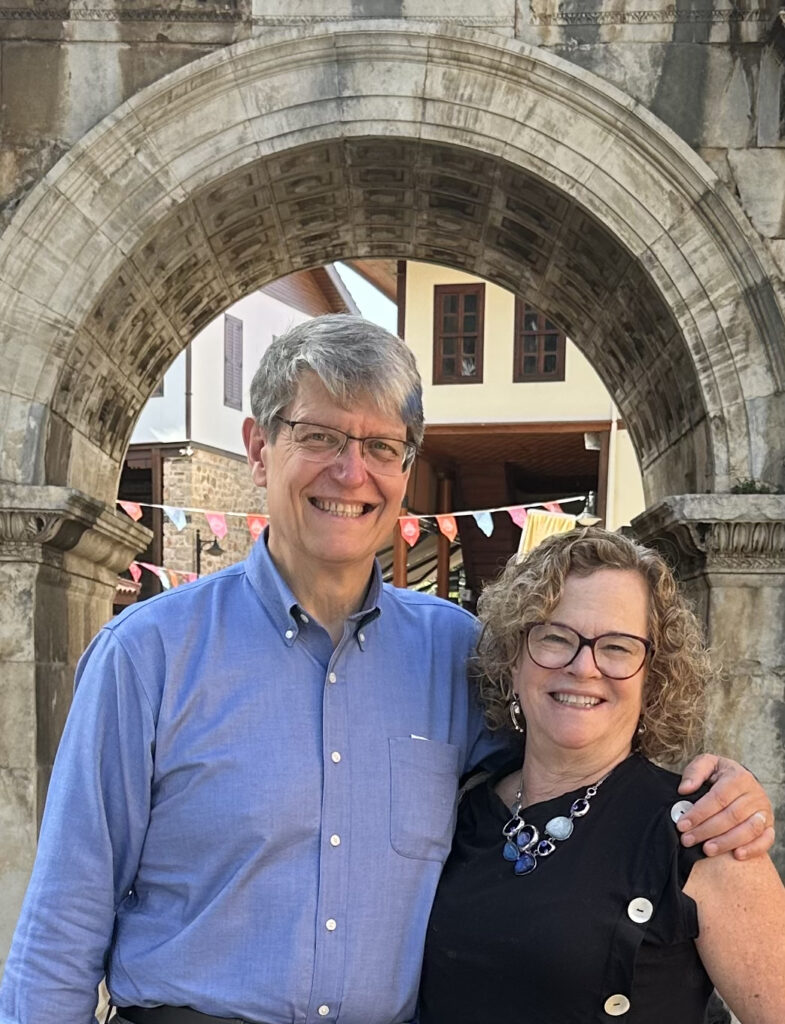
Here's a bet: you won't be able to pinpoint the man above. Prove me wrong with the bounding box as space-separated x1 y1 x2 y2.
0 315 773 1024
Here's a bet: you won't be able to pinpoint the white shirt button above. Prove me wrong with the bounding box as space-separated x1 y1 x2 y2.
330 834 341 846
325 918 337 931
604 994 631 1016
670 799 694 823
328 671 337 684
627 897 654 923
300 613 309 624
358 632 365 643
317 1006 329 1017
284 629 294 640
331 751 341 763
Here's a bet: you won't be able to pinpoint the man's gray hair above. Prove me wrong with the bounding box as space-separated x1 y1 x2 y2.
249 314 424 446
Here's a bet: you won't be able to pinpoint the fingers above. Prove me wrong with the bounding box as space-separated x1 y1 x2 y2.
730 824 776 861
678 753 720 794
680 807 773 857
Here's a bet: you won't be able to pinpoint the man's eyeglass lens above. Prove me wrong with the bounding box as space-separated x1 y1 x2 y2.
527 623 649 679
277 418 415 476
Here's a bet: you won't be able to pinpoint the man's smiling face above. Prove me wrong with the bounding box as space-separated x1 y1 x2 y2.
247 371 410 585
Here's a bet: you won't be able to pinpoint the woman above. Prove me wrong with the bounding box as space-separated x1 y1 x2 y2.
419 528 785 1023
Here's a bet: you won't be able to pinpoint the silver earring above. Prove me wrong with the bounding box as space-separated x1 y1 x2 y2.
509 697 525 734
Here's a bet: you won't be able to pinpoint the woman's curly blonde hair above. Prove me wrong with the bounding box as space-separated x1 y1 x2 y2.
474 527 710 765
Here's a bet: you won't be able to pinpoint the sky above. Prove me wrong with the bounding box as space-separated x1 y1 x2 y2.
335 262 397 333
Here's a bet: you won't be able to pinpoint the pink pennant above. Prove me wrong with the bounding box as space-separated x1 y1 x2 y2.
167 570 180 588
399 516 421 547
181 572 198 584
508 506 528 529
128 561 142 583
206 511 228 540
543 501 563 514
436 514 458 542
119 500 143 522
247 514 268 541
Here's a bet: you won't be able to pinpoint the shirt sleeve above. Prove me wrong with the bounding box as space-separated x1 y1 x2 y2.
0 628 157 1024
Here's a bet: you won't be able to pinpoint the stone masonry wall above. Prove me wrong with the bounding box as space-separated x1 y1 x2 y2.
162 447 267 578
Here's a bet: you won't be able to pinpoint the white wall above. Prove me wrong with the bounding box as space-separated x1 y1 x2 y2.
131 291 312 454
131 349 187 443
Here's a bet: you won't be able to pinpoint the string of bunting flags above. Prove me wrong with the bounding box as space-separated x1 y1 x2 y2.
117 493 592 585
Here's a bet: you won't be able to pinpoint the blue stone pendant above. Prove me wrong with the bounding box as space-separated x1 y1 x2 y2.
503 840 520 861
514 852 537 875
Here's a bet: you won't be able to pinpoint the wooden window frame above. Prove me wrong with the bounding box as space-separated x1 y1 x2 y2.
513 300 566 382
223 314 243 410
433 283 485 385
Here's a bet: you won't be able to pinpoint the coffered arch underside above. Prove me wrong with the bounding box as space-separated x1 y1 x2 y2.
1 25 782 506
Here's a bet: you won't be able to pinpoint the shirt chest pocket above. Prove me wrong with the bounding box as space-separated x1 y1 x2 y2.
389 736 461 861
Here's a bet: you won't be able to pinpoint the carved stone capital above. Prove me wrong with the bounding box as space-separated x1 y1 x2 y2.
631 494 785 576
0 485 151 574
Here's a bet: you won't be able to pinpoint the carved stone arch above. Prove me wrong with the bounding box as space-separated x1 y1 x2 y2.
0 22 782 507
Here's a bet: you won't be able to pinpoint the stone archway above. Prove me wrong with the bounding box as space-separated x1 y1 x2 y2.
1 22 784 953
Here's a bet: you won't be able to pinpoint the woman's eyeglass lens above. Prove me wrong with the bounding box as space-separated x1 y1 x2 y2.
274 416 416 476
526 623 651 680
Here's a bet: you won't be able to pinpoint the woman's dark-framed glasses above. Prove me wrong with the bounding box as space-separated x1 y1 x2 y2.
274 416 417 476
526 622 653 680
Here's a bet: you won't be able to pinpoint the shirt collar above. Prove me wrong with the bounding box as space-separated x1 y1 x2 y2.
245 531 383 646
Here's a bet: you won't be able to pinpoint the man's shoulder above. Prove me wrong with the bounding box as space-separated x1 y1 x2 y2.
380 583 478 626
105 560 250 639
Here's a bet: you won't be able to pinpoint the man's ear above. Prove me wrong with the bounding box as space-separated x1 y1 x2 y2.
242 417 269 488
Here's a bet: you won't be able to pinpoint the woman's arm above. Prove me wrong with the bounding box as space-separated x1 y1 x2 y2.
684 850 785 1023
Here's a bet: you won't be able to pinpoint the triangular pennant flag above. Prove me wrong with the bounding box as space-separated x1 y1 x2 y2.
163 505 187 531
508 506 528 529
118 500 143 522
436 514 458 542
167 569 180 588
543 501 563 513
181 572 198 584
247 514 268 541
473 511 494 537
128 561 142 583
206 511 228 540
399 516 420 547
138 562 171 589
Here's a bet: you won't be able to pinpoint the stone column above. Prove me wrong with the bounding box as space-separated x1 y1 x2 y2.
632 495 785 872
0 486 150 965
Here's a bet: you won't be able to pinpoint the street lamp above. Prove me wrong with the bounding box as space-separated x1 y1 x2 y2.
194 529 223 576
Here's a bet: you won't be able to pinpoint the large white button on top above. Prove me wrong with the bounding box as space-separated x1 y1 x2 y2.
604 994 631 1016
358 632 365 643
328 671 337 684
670 799 694 824
331 751 342 763
330 834 341 847
300 613 309 624
325 918 337 931
317 1006 329 1016
627 897 654 924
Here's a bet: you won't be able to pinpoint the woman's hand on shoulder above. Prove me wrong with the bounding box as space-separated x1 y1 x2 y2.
676 754 774 858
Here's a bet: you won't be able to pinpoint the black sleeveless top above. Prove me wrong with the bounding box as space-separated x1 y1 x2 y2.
419 754 713 1024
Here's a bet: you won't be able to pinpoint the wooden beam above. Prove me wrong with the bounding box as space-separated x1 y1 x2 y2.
436 476 452 599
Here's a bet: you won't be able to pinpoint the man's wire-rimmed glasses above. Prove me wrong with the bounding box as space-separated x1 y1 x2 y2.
273 416 417 476
526 622 653 680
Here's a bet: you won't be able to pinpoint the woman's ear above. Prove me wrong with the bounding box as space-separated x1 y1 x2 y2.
242 417 269 488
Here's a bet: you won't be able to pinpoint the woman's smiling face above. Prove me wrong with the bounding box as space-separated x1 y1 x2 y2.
513 568 650 764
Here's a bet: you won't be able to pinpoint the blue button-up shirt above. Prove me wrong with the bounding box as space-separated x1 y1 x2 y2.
0 538 502 1024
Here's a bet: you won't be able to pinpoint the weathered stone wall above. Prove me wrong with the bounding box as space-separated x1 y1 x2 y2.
162 446 266 576
1 2 783 277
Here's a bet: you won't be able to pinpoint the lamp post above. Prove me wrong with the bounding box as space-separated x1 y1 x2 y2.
194 529 223 576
